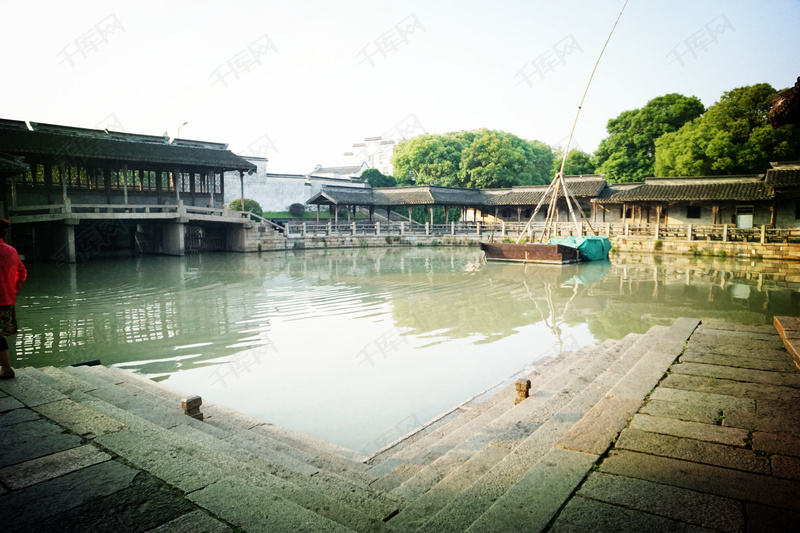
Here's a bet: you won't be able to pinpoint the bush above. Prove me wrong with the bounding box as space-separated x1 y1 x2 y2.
288 203 306 217
229 198 263 217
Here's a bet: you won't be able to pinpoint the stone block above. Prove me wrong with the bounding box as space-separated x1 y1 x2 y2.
550 495 694 533
0 418 82 468
1 461 139 531
600 449 800 512
187 477 352 533
34 399 127 438
629 413 749 447
576 472 743 532
0 443 112 489
144 510 233 533
182 395 204 420
773 455 800 481
752 432 800 457
615 428 770 475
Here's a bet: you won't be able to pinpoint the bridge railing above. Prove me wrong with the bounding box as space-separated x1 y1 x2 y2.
283 220 800 244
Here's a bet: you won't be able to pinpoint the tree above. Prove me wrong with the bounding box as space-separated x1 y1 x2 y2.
361 168 397 188
391 129 552 189
288 203 306 217
392 133 467 186
594 93 705 182
229 198 262 216
551 148 596 175
655 83 800 176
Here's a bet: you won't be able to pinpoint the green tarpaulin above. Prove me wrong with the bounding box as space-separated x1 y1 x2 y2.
547 236 611 262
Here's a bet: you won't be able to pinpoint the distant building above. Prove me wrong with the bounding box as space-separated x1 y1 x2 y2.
223 160 368 213
343 136 396 176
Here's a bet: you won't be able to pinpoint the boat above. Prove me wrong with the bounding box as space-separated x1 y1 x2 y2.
481 2 628 265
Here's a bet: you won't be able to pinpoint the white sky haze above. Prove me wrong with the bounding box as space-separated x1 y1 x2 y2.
2 0 799 174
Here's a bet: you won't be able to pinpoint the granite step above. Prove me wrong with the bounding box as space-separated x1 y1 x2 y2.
419 319 699 533
385 321 697 532
18 366 395 532
369 346 597 490
94 365 364 463
32 365 401 527
60 364 375 486
367 346 591 471
382 334 644 531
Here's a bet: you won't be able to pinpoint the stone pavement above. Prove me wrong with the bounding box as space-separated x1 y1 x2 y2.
549 319 800 532
0 317 798 532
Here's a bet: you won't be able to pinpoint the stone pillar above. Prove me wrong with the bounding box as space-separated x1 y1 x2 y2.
515 379 531 405
162 222 185 256
58 223 77 263
122 164 129 205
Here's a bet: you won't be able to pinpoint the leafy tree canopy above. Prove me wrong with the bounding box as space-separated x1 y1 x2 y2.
594 93 705 182
392 129 553 189
229 198 262 216
361 168 397 188
655 83 800 176
552 148 596 175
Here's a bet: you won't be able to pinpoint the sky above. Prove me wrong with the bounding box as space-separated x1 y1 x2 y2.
2 0 799 174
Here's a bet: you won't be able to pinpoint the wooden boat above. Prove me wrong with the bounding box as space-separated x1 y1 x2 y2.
480 242 580 264
481 2 627 266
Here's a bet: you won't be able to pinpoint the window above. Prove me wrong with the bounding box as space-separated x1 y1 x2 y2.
686 205 701 219
795 202 800 220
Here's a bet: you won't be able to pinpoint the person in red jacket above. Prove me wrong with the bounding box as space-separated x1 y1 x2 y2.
0 219 26 379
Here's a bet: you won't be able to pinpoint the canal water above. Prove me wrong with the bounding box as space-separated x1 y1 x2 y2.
15 248 800 454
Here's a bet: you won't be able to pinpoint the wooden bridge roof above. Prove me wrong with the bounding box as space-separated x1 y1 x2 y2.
484 176 607 206
595 176 774 204
307 177 609 208
0 119 255 171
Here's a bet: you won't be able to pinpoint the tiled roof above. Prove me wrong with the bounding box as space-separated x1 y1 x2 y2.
485 177 607 206
765 167 800 187
0 120 255 171
595 176 773 203
311 166 364 175
0 155 29 177
307 186 374 206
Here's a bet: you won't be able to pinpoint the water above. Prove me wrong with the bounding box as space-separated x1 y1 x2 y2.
14 248 800 454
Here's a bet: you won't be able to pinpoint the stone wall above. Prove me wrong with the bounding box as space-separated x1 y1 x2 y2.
610 236 800 262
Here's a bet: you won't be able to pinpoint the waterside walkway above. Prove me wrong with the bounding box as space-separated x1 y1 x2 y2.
1 317 798 532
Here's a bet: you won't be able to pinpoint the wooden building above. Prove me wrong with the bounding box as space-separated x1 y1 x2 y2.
0 119 257 261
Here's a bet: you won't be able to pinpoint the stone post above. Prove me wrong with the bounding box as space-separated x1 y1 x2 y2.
181 396 203 421
687 224 693 241
376 222 381 235
514 379 531 405
425 222 430 236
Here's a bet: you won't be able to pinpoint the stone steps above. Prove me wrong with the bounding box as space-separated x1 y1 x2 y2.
61 364 374 486
21 366 400 531
385 319 699 532
386 336 639 504
380 336 638 532
368 346 595 490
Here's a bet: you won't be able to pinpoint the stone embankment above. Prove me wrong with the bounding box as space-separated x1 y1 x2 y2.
1 317 799 531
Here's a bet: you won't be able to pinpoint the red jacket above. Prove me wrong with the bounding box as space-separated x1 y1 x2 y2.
0 239 26 305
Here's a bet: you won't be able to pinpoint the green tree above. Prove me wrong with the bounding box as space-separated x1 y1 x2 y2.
229 198 262 216
392 133 469 186
552 148 596 175
392 129 552 189
594 93 705 182
361 168 397 187
655 83 800 176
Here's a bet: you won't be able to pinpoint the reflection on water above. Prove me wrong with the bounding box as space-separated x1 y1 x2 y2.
15 249 800 453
